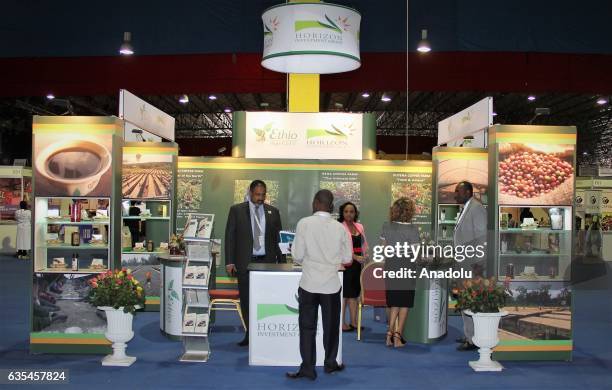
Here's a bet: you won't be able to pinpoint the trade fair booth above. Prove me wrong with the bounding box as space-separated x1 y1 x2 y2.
25 0 579 373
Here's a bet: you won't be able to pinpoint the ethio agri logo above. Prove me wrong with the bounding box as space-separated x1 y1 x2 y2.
295 15 350 33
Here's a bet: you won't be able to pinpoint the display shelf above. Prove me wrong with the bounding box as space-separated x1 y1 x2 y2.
44 219 110 225
43 244 109 250
181 240 212 363
500 229 571 234
122 216 171 220
35 267 109 274
182 332 208 338
499 252 569 257
122 250 168 255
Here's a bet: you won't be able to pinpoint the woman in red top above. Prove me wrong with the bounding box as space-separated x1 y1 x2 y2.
338 202 368 332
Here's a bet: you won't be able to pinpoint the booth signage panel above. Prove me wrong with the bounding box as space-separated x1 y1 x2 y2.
245 112 363 160
119 89 175 141
249 271 342 366
261 3 361 74
427 278 448 339
438 97 492 146
161 264 183 337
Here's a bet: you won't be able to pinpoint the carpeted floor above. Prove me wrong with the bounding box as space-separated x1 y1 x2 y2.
1 256 611 389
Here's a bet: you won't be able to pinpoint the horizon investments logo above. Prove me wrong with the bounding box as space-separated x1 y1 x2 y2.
306 122 355 147
294 14 347 45
256 296 301 338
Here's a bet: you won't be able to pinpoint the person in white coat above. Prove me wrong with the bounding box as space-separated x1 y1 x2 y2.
15 201 31 259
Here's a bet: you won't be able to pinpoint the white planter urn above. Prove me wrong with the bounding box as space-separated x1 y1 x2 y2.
98 306 136 367
464 310 507 372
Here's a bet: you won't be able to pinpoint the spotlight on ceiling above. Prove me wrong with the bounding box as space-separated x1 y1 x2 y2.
381 95 392 102
492 112 498 116
527 95 536 101
597 97 608 105
208 94 217 100
417 29 431 53
179 94 189 104
224 107 232 113
119 32 134 55
46 93 55 100
361 92 370 98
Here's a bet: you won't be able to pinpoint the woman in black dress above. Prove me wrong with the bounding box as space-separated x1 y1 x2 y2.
338 202 368 332
381 198 420 347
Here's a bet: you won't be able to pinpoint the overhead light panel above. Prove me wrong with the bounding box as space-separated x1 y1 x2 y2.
119 32 134 55
179 94 189 104
417 29 431 53
208 94 217 101
46 93 55 100
381 95 391 102
597 97 608 105
224 108 232 113
361 92 370 98
527 95 536 101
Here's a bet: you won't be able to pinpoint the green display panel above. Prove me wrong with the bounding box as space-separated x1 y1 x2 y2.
489 125 576 361
176 157 433 274
31 116 124 354
121 142 178 311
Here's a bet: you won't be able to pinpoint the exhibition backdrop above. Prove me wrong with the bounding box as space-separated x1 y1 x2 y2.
176 157 433 273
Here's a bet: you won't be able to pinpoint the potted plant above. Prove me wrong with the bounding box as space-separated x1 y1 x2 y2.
88 268 145 366
455 277 511 372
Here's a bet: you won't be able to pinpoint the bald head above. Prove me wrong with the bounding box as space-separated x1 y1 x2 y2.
313 189 334 213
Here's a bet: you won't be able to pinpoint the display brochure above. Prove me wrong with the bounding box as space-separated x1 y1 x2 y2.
194 266 209 286
182 313 196 333
183 266 197 285
195 313 209 334
183 213 215 239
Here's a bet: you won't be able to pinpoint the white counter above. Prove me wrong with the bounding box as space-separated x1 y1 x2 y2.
248 263 343 366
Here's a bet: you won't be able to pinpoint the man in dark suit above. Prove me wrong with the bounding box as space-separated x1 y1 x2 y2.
225 180 284 346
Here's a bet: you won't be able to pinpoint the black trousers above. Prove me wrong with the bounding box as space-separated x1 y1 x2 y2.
298 287 341 375
237 257 276 334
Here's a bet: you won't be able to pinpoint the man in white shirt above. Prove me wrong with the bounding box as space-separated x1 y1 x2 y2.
287 190 352 381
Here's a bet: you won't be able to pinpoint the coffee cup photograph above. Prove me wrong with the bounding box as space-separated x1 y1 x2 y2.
34 133 113 197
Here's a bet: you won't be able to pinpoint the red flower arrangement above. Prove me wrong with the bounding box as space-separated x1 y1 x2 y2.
455 277 512 314
87 268 145 314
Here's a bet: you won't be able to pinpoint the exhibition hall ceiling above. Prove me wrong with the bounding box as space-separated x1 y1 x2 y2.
1 91 609 157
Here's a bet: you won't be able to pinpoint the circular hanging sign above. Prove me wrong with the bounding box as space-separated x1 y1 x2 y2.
261 2 361 74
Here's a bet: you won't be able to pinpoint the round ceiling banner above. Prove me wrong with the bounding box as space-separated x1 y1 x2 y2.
261 2 361 74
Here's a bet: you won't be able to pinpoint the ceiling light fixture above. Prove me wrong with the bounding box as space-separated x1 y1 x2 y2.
179 94 189 104
224 108 232 113
381 95 392 102
361 92 370 98
597 97 608 105
208 94 217 100
119 32 134 55
46 93 55 100
527 95 536 101
417 29 431 53
492 112 498 116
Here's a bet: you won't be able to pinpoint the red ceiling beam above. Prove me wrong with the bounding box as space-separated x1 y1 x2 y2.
1 52 611 97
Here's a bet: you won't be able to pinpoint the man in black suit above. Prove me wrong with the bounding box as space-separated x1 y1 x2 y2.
225 180 284 347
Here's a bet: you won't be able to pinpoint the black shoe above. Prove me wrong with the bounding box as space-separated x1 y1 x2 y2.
286 371 316 381
342 326 354 333
456 342 478 351
349 325 364 332
324 363 345 374
455 337 467 343
237 337 249 347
